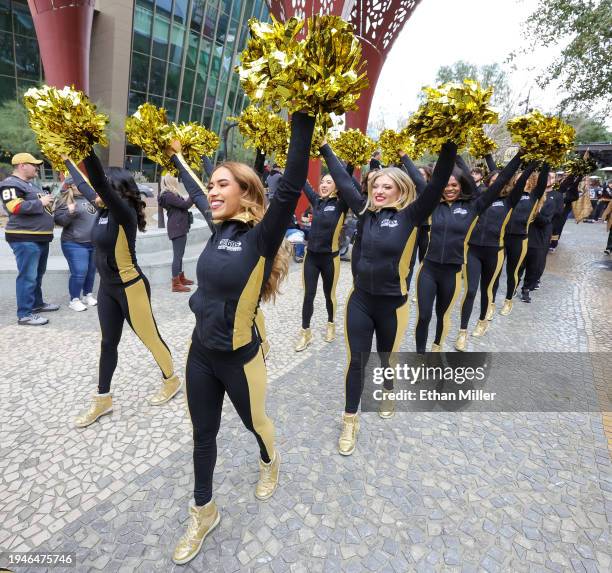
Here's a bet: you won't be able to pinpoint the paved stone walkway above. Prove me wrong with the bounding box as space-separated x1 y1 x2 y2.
0 221 610 572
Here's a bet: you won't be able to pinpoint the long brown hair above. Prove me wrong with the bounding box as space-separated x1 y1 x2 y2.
212 161 289 302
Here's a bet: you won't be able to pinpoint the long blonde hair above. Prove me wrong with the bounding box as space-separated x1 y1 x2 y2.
161 174 181 195
54 183 75 209
365 167 417 212
212 161 289 302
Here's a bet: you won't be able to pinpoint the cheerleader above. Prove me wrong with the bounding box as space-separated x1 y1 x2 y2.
414 152 522 353
320 139 458 454
167 113 315 564
295 176 348 351
64 157 182 428
455 163 536 350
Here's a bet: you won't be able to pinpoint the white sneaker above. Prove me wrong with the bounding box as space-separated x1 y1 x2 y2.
83 293 97 306
69 298 88 312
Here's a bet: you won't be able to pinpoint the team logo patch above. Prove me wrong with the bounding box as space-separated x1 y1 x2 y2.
87 204 97 214
218 238 242 252
453 207 468 215
98 217 108 225
380 219 399 228
491 200 504 207
520 195 530 201
323 205 336 212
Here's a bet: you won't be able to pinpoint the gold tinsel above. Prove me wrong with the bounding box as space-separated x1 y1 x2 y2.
236 15 369 129
230 105 290 155
507 111 575 165
377 129 412 165
563 153 597 177
310 116 329 159
405 79 499 153
23 85 108 170
170 122 219 173
331 129 376 166
468 127 497 158
125 103 174 172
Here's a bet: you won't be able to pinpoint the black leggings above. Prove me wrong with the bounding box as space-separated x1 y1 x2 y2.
171 235 187 277
415 260 462 353
550 204 572 247
406 226 430 290
301 250 340 329
344 287 409 414
460 245 504 329
519 246 547 290
186 332 273 505
493 234 528 302
97 276 174 394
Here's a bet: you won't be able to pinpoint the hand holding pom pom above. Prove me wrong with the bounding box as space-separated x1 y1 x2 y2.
331 129 376 167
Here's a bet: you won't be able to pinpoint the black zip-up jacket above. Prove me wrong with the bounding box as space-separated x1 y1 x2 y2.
321 141 458 296
425 153 523 265
469 163 537 248
302 181 349 254
505 165 551 237
158 191 193 240
398 154 432 228
66 157 143 286
528 188 564 248
172 112 315 352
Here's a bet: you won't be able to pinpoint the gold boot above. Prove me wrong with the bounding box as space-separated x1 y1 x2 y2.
294 328 312 352
149 373 182 406
485 303 495 321
172 502 221 565
455 330 468 352
338 413 359 456
472 319 489 337
324 322 336 343
431 343 441 352
378 391 395 419
255 451 280 500
500 299 513 316
74 394 113 428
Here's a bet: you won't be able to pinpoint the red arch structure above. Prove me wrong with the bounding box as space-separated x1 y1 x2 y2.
27 0 95 93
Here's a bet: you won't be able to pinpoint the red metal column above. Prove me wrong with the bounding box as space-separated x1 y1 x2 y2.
27 0 95 93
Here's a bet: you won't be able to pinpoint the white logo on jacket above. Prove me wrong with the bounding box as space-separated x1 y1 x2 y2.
520 195 530 201
380 219 399 228
218 238 242 252
323 205 336 212
491 200 504 207
453 208 468 215
98 217 108 225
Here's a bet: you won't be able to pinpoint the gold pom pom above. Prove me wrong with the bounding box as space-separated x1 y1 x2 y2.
468 127 497 158
310 116 330 159
563 153 597 177
507 111 575 165
405 79 499 153
170 123 219 174
236 15 369 119
377 129 421 166
230 105 290 156
125 103 174 172
331 129 376 166
23 85 109 170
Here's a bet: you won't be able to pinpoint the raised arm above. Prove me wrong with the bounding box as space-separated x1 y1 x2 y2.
202 156 214 179
170 154 214 232
407 142 458 224
455 154 478 195
507 162 537 208
560 175 581 204
399 153 427 194
64 158 98 205
256 112 316 257
302 180 319 206
320 144 367 214
531 163 551 203
484 154 496 173
474 152 522 214
82 151 134 225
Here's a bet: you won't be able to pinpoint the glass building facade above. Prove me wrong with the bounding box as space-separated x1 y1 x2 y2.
0 0 43 105
126 0 269 179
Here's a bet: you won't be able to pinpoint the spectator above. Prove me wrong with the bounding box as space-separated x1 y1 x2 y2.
594 180 612 221
0 153 58 325
587 177 602 222
54 176 98 311
266 164 283 200
369 151 382 170
158 174 195 292
470 166 486 193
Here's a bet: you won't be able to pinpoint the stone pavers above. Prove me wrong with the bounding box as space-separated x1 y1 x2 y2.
0 221 610 572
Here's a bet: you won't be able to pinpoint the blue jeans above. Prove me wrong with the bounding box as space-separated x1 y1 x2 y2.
61 241 96 299
9 241 50 318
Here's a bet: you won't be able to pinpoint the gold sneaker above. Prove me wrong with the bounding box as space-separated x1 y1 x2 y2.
431 343 441 352
485 303 495 321
324 322 336 343
500 299 513 316
172 502 221 565
74 394 113 428
294 328 312 352
455 330 468 352
472 319 489 337
378 392 395 419
255 451 280 500
338 413 359 456
261 339 271 359
149 373 182 406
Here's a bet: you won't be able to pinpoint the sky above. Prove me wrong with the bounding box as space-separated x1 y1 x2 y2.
369 0 575 132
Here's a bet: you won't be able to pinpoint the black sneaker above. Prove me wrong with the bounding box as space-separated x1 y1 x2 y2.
33 302 60 312
520 289 531 303
533 282 540 291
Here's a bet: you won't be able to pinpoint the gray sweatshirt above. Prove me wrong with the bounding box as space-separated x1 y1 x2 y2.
54 195 98 243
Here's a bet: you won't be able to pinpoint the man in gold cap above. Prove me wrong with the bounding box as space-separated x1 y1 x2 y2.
1 153 59 325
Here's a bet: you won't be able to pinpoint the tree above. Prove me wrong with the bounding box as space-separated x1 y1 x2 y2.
0 99 40 160
521 0 612 113
566 113 612 143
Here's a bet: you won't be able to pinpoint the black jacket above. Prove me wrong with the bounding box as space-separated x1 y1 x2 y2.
158 190 193 240
321 142 458 296
425 153 523 265
505 165 551 237
172 112 315 352
528 189 564 248
302 181 349 254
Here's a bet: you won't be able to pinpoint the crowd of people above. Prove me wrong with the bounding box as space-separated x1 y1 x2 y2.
1 117 609 565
